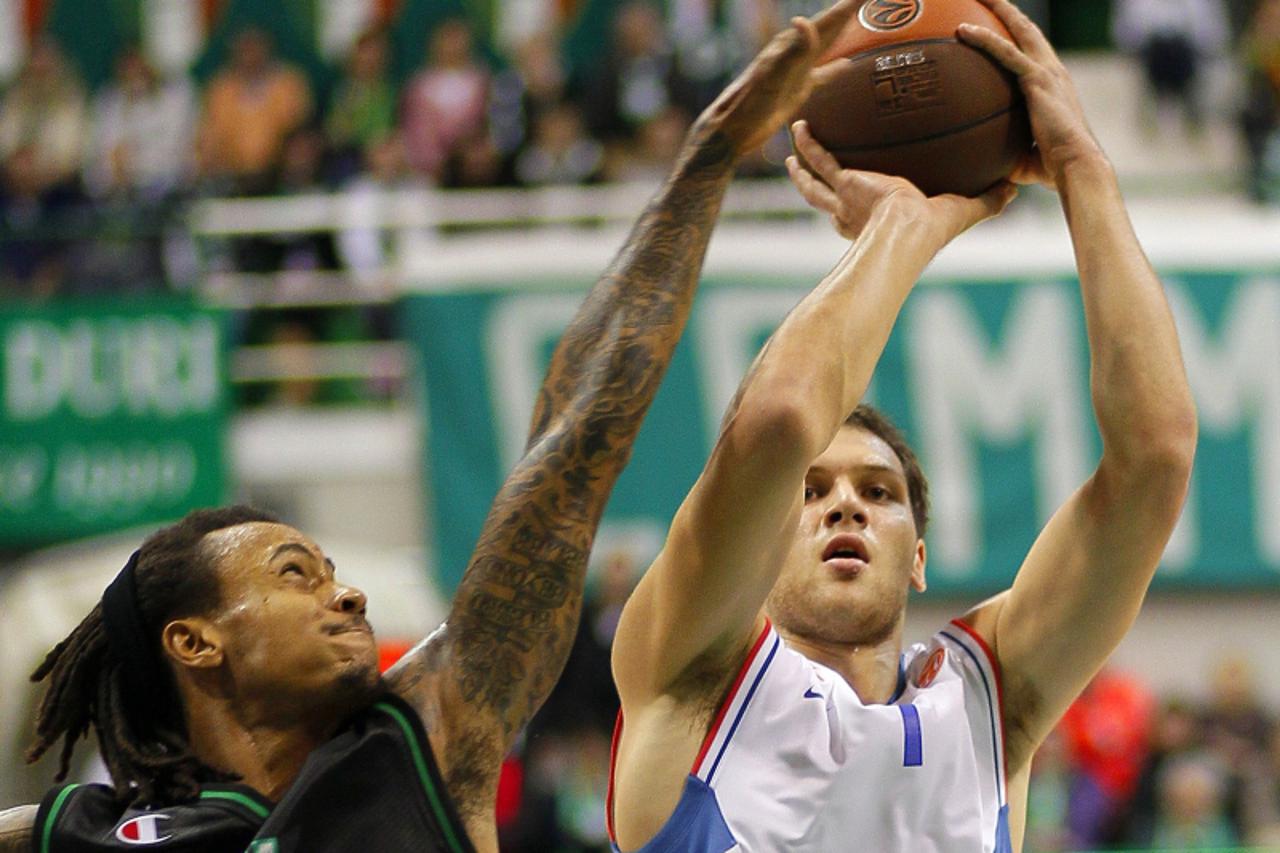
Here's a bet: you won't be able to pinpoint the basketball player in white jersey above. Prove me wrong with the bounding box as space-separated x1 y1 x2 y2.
607 1 1198 851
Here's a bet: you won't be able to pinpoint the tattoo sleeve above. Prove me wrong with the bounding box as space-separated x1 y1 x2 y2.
387 127 738 806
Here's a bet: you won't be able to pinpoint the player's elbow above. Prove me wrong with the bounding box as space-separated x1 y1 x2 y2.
1105 409 1197 497
722 397 827 468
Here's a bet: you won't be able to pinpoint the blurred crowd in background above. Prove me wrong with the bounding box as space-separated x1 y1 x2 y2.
3 3 1280 851
498 552 1280 852
7 0 1280 301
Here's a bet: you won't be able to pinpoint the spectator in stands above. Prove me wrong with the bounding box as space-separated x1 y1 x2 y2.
197 27 312 194
1241 725 1280 845
1059 669 1156 846
337 134 434 281
1024 727 1074 852
1241 0 1280 200
606 105 690 182
402 17 490 182
1112 0 1230 136
440 129 510 189
0 144 76 299
1121 698 1206 845
579 2 699 148
0 37 88 198
84 45 197 203
325 28 396 183
1152 753 1239 849
514 102 604 186
489 33 571 169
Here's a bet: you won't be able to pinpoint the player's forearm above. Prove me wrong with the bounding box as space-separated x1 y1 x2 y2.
0 805 35 853
731 205 940 457
1060 159 1197 469
525 124 737 461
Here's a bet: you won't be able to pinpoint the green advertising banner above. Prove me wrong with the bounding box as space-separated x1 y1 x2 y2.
0 300 228 547
405 270 1280 597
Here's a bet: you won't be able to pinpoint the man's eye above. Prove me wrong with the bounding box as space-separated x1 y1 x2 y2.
804 486 817 501
281 564 305 576
867 486 888 500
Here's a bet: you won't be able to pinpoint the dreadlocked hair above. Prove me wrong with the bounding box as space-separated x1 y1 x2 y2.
26 505 281 806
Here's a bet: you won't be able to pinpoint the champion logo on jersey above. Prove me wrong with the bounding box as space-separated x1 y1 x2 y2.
114 814 173 845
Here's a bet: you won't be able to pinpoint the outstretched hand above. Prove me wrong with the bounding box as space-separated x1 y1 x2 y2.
957 0 1108 189
787 120 1017 245
695 0 860 157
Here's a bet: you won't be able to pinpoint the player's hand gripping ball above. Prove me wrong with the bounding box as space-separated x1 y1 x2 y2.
793 0 1033 196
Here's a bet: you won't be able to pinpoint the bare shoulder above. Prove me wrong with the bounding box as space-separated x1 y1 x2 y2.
0 804 36 853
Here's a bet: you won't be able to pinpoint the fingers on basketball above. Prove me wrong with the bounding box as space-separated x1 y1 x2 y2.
957 23 1036 77
811 0 863 53
791 120 844 183
787 155 840 212
972 0 1054 59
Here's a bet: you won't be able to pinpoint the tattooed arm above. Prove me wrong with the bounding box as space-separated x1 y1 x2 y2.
384 0 862 835
0 805 34 853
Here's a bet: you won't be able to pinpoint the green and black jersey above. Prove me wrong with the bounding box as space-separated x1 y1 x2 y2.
33 694 475 853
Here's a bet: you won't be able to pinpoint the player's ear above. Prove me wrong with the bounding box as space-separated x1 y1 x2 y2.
911 539 927 593
162 617 224 670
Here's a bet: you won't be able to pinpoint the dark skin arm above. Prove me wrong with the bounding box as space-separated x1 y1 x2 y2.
381 0 862 839
0 806 34 853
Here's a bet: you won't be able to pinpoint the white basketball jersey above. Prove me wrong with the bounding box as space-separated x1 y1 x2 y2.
608 619 1013 852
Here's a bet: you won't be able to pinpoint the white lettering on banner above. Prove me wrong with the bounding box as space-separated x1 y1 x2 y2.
5 321 63 420
0 446 47 511
3 316 220 422
1167 278 1280 567
485 294 580 469
696 290 805 440
53 442 196 517
908 285 1090 575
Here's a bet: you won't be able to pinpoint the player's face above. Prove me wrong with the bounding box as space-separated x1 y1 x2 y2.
198 522 381 711
766 426 926 646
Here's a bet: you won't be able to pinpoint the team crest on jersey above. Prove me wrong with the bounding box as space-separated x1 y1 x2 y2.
114 814 173 845
916 647 946 688
859 0 923 31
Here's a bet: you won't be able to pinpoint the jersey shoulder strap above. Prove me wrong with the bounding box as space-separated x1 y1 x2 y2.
250 693 475 853
35 781 268 853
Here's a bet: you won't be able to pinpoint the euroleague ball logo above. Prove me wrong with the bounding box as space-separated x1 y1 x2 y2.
859 0 923 31
916 648 946 688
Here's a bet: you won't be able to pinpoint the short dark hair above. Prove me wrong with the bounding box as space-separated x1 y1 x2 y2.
27 505 280 805
845 404 929 536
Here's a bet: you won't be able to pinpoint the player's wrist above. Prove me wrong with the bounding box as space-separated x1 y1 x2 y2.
1053 150 1115 193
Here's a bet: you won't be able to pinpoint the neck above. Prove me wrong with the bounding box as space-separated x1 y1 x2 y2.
773 618 905 705
183 691 344 801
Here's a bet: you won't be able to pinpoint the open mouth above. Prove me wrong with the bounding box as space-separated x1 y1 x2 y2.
822 534 870 564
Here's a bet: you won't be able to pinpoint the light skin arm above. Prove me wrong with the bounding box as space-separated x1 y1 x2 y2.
956 0 1197 770
0 805 35 853
614 126 1016 703
380 0 867 823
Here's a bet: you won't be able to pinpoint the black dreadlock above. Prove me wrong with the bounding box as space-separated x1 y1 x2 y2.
26 505 281 806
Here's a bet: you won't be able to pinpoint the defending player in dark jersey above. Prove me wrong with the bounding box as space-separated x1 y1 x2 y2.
0 3 865 851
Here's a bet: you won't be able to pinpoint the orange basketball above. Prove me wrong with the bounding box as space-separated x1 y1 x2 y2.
794 0 1033 196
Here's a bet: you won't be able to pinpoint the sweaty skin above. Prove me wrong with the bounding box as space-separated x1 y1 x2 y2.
611 1 1195 850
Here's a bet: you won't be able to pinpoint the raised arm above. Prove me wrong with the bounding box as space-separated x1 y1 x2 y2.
957 0 1197 770
383 0 866 818
0 805 34 853
613 126 1016 703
